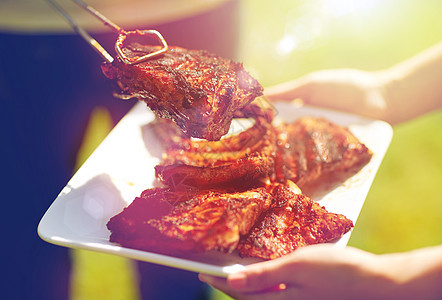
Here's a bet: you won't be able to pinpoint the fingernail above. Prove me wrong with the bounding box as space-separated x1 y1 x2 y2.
228 272 247 289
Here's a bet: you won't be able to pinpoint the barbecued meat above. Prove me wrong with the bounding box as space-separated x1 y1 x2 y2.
149 98 275 152
152 115 372 189
152 98 277 188
274 117 373 188
237 182 354 260
106 185 272 255
156 153 275 189
102 44 263 140
107 181 353 259
154 119 277 188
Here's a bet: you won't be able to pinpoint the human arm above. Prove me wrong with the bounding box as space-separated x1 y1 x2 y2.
199 244 442 300
265 42 442 125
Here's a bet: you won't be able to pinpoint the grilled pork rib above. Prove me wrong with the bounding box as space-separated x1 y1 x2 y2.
154 118 277 188
102 44 263 140
152 116 372 189
238 183 354 260
274 117 373 188
107 186 272 255
106 182 353 258
151 98 277 188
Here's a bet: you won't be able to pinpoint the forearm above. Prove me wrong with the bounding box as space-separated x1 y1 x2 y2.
379 245 442 299
381 42 442 124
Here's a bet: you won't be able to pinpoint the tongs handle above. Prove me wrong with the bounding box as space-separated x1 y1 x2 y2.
46 0 168 65
46 0 114 63
73 0 122 33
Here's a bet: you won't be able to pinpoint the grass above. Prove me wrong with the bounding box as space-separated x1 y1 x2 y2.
71 1 442 299
349 111 442 254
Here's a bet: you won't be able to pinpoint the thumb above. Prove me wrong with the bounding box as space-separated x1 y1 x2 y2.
264 77 312 102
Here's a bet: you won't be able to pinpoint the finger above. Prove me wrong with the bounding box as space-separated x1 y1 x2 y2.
264 78 312 102
227 257 300 292
200 273 301 300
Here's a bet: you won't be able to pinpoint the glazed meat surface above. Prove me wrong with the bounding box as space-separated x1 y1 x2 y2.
153 98 277 188
107 182 353 259
154 119 277 188
102 44 263 140
152 115 372 189
274 117 373 188
107 186 272 255
156 153 275 189
238 183 354 260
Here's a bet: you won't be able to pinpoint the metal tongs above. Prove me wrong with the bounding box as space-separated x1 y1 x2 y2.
46 0 169 65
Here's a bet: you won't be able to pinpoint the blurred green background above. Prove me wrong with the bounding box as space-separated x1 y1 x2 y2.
72 0 442 299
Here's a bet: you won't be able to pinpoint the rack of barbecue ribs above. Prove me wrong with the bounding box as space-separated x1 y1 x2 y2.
107 181 353 259
153 106 372 190
102 44 263 141
153 101 277 188
53 0 262 141
274 117 373 188
237 182 354 259
107 185 273 255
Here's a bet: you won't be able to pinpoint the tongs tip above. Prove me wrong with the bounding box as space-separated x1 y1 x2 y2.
115 29 169 65
47 0 169 65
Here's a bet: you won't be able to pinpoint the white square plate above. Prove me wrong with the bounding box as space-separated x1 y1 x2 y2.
38 101 392 277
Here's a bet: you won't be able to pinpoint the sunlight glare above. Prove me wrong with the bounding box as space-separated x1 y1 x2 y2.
274 0 384 57
276 35 298 55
